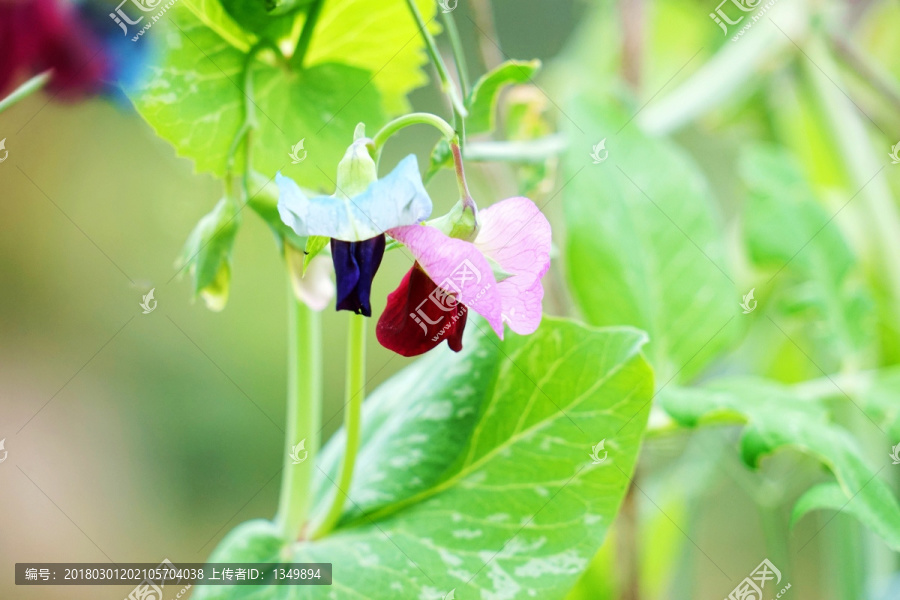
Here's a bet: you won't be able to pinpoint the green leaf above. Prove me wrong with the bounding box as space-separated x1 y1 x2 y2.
181 0 256 52
195 318 654 599
857 368 900 439
176 197 240 311
740 145 874 365
216 0 302 39
425 137 452 182
302 0 439 115
660 377 900 551
790 481 900 550
302 235 329 273
466 59 541 135
133 12 383 191
563 98 737 382
131 0 438 190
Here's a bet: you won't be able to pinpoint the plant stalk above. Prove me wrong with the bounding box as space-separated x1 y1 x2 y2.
442 11 469 150
450 139 475 209
293 0 325 69
442 12 469 99
403 0 467 117
616 481 640 600
372 112 456 157
311 313 367 539
276 280 323 541
803 38 900 315
0 71 50 114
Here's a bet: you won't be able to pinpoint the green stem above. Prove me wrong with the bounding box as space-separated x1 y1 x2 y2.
403 0 467 117
450 140 474 209
311 313 367 539
442 12 469 99
829 33 900 114
372 112 456 155
292 0 325 69
463 135 568 163
803 38 900 314
442 11 469 150
276 276 323 540
0 71 51 114
226 44 269 202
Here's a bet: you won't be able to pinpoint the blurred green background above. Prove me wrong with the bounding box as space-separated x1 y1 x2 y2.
3 0 900 598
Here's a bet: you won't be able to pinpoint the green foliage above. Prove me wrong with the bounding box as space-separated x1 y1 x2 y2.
426 59 545 178
130 0 438 191
216 0 299 38
740 145 874 366
466 59 542 135
857 368 900 438
176 197 240 311
302 235 329 273
181 0 256 51
563 98 737 382
299 0 439 115
194 318 654 599
660 378 900 551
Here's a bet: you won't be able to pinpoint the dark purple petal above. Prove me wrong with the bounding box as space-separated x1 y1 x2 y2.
330 234 385 316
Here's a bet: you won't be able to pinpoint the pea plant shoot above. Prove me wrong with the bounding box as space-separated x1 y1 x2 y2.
4 0 900 598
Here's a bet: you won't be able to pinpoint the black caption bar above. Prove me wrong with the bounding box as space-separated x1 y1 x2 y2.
15 563 332 585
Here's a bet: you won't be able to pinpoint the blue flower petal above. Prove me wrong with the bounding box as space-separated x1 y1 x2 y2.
277 155 432 242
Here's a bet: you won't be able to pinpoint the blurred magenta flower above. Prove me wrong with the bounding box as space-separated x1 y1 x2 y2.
377 197 551 356
0 0 148 100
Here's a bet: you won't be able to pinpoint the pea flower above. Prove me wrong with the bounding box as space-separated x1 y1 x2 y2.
376 197 551 356
277 133 432 316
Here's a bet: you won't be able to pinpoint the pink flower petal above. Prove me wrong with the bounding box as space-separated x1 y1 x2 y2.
474 197 551 335
388 225 504 338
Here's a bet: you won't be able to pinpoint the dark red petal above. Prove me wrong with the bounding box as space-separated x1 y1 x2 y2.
377 264 468 357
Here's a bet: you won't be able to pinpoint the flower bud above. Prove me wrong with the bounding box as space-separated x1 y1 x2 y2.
176 198 240 312
428 198 479 241
335 124 377 199
286 245 334 311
